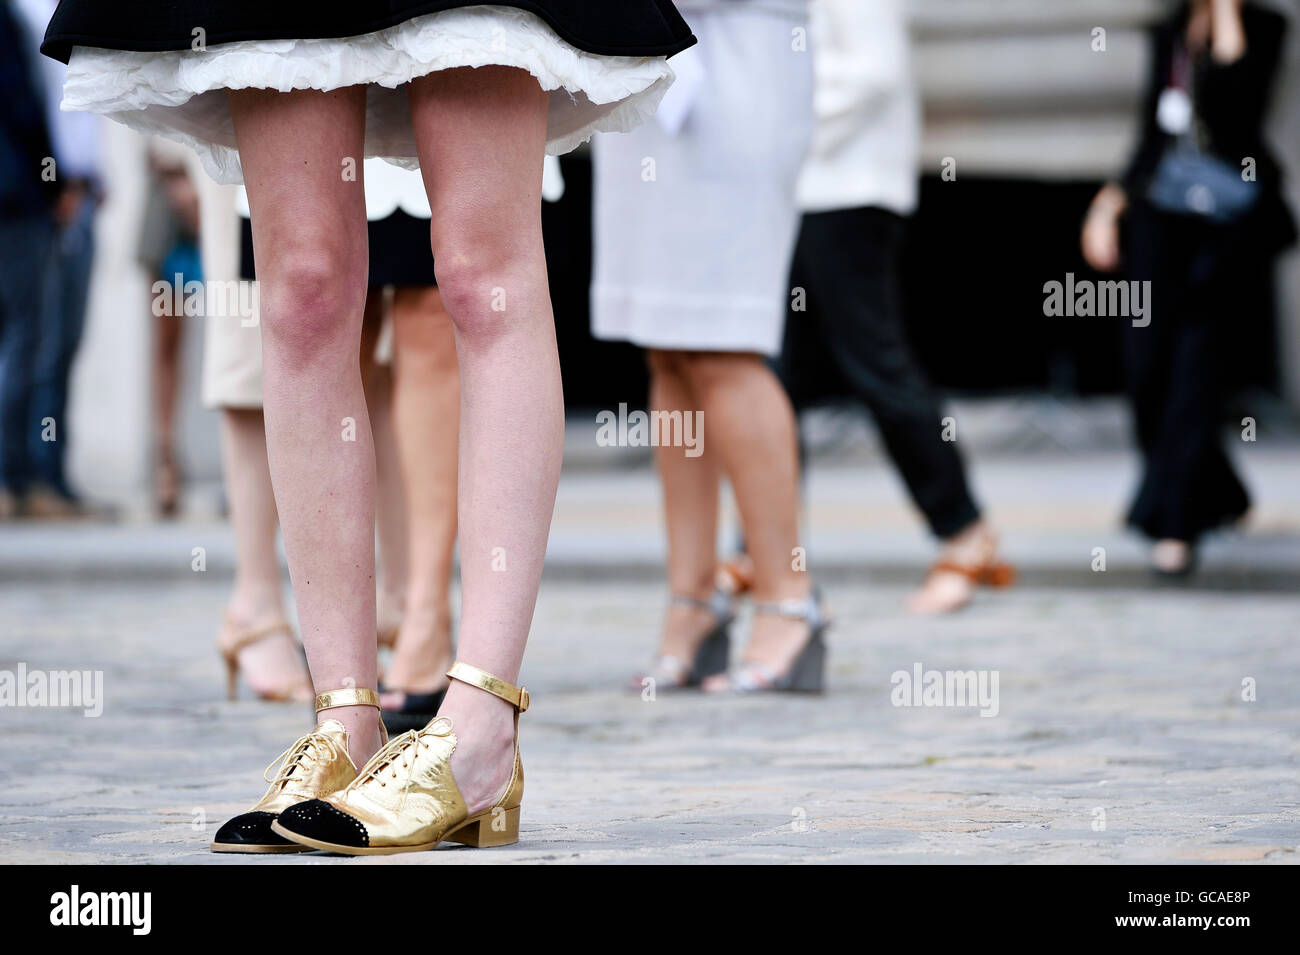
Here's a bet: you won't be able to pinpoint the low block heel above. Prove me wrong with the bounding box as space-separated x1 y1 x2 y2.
448 806 520 847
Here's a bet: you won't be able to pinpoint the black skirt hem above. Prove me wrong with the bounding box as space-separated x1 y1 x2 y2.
42 0 696 64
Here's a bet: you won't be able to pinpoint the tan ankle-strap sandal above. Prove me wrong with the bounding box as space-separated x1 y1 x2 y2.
216 613 313 703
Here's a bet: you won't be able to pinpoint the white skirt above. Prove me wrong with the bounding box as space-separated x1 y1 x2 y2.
62 7 676 185
590 6 812 357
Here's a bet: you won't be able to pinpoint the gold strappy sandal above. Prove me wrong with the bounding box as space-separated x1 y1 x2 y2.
271 662 528 855
210 687 385 853
216 613 312 703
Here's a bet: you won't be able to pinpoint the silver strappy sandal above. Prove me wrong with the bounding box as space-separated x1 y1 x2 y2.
632 589 734 691
707 588 830 694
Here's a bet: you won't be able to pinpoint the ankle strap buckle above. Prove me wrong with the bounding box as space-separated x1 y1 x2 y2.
314 687 380 713
446 662 530 713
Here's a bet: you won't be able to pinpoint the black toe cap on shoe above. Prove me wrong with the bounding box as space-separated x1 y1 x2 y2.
275 799 370 848
213 811 292 848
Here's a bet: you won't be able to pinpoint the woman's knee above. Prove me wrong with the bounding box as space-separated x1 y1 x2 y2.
429 216 544 341
260 247 366 360
647 349 687 379
431 256 494 341
677 350 761 392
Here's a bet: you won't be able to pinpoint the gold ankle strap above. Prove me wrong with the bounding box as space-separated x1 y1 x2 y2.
446 662 530 713
314 687 380 713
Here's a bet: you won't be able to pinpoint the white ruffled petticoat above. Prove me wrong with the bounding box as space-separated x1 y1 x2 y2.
62 6 675 184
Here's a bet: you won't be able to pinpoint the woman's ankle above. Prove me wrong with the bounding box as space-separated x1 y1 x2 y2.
940 519 995 561
318 704 385 767
748 575 813 605
668 574 715 603
386 603 454 691
377 588 406 623
441 681 518 815
659 602 718 659
225 591 287 629
398 599 451 638
1151 539 1194 573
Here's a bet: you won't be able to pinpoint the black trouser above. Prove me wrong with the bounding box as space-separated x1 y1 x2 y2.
1122 203 1250 542
778 206 981 539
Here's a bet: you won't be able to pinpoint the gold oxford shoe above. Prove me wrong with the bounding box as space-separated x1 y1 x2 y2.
271 662 528 854
210 687 383 853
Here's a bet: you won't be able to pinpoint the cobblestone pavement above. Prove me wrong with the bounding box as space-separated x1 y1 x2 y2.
3 447 1299 863
2 571 1297 864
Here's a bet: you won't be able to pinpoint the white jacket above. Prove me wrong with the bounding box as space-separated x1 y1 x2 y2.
796 0 920 215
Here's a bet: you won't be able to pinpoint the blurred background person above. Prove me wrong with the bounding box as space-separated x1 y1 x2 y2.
140 139 201 517
592 0 828 693
778 0 1014 614
18 0 102 519
0 0 58 520
1082 0 1296 576
370 277 460 732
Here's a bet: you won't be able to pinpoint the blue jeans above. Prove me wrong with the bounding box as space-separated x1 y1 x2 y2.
30 197 96 495
0 215 55 494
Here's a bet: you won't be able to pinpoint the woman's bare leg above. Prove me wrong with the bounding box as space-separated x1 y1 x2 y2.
672 352 812 681
152 307 182 515
229 86 382 764
219 407 308 695
383 285 459 699
646 350 723 662
408 66 562 813
360 290 410 635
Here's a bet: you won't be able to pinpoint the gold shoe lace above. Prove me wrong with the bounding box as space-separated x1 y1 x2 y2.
349 726 442 807
263 731 341 790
